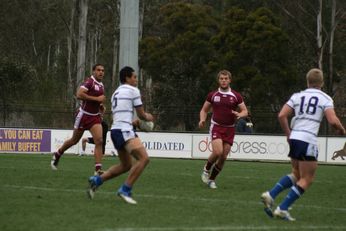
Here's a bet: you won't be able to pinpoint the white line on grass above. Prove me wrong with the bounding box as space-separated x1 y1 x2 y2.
3 184 346 213
100 225 346 231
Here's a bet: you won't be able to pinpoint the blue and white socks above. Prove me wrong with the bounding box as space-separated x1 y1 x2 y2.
279 185 305 210
269 174 297 199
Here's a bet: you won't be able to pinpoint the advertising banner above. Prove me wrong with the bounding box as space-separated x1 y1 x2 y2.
139 132 192 158
0 128 51 153
49 131 191 158
1 127 344 165
192 134 328 162
326 137 346 164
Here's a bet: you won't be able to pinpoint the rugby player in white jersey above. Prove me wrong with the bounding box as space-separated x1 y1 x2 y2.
199 70 248 189
261 68 345 221
87 66 154 204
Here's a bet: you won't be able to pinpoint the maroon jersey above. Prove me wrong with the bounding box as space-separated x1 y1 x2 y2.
207 88 243 126
79 76 104 114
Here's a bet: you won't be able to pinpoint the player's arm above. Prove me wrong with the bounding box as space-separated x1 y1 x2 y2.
232 102 248 120
99 104 106 114
135 106 154 122
324 108 346 135
199 101 211 128
76 87 105 103
278 104 293 139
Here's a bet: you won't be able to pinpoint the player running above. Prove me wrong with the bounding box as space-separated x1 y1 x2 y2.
261 68 346 221
51 64 106 175
199 70 248 189
87 66 154 204
79 108 109 156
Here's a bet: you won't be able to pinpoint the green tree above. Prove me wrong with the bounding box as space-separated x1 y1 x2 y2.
0 58 37 126
212 7 298 132
140 2 219 130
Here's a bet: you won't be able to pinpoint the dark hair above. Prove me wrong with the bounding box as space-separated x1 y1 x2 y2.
92 63 104 71
119 66 135 83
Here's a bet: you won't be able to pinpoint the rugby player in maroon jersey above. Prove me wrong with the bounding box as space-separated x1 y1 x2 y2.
199 70 248 189
51 64 106 175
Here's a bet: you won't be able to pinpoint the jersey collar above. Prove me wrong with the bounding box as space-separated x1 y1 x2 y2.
91 75 102 84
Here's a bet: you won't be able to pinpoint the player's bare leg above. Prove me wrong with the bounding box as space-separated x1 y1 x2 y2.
87 149 131 200
210 143 230 178
274 161 317 221
101 149 132 180
297 161 317 190
126 148 149 186
89 123 103 174
207 142 230 188
262 159 299 217
80 138 88 156
51 129 84 170
201 139 223 188
117 138 149 204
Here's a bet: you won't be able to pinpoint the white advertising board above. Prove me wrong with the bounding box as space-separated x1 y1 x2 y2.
2 127 345 165
192 134 329 162
50 130 192 158
51 130 116 156
192 134 292 161
51 129 78 154
325 137 346 163
139 132 192 158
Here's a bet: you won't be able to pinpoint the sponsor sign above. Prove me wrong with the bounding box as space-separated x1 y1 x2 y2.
139 132 191 158
0 128 51 153
192 134 327 162
326 137 346 163
1 127 344 164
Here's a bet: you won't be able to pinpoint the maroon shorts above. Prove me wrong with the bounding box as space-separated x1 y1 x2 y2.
210 124 235 145
74 110 101 130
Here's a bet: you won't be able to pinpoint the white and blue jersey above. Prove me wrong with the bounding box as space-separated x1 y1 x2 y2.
287 88 334 145
111 84 143 131
110 84 142 150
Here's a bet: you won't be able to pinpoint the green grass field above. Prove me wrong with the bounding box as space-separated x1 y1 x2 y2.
1 153 346 231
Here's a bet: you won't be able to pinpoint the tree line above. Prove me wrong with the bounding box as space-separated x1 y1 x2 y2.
1 0 345 134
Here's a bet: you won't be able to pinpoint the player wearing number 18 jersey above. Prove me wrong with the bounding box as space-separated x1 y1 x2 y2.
261 68 346 221
288 89 333 145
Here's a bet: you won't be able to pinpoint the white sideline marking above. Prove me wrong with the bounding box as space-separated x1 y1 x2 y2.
3 184 346 213
100 225 346 231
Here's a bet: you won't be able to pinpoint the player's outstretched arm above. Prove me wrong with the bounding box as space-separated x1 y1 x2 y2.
325 108 346 135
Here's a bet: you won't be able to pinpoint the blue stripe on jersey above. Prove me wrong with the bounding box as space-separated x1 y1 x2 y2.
114 110 133 113
134 104 143 108
295 117 322 123
117 120 133 125
291 129 317 136
117 97 133 100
